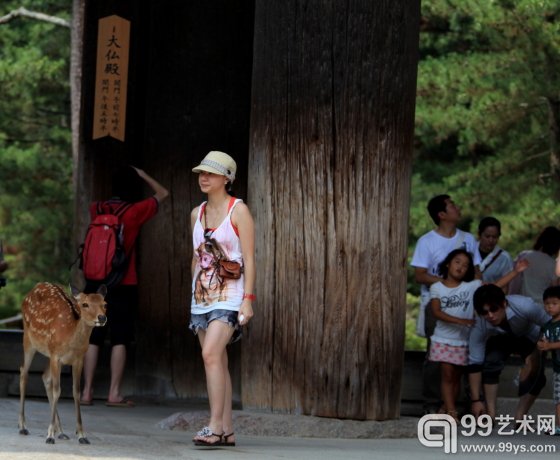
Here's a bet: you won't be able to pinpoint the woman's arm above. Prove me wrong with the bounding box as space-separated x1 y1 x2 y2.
232 202 255 326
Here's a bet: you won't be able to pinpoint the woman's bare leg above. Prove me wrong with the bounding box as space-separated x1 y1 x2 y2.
194 320 234 443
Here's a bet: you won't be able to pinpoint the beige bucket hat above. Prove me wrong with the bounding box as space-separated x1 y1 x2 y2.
192 151 237 182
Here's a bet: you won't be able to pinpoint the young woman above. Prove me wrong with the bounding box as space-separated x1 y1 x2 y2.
189 151 255 447
476 217 514 284
429 249 527 420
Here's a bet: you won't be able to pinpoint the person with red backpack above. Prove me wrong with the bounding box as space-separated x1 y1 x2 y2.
80 166 169 407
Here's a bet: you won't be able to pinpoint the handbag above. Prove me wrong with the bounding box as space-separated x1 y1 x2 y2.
218 259 243 279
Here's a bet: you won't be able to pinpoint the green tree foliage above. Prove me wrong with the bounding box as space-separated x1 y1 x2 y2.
412 0 560 255
407 0 560 348
0 0 72 317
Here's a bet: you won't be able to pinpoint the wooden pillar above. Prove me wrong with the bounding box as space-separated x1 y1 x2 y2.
243 0 420 420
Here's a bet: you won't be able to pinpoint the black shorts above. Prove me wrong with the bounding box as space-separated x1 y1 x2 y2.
482 333 546 396
85 283 138 347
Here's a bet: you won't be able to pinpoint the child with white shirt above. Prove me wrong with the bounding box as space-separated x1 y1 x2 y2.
430 249 527 420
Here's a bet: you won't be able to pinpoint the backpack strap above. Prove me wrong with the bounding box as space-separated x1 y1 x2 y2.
96 201 132 218
113 202 132 217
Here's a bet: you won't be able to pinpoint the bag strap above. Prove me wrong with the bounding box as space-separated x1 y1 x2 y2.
481 249 503 274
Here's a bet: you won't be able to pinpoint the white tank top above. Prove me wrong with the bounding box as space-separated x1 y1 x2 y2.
191 198 244 314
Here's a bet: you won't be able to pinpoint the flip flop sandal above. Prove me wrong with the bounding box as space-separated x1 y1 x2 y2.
105 398 135 407
222 432 235 446
193 427 224 446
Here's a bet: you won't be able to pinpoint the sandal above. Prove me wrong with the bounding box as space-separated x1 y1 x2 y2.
223 432 235 446
193 426 224 446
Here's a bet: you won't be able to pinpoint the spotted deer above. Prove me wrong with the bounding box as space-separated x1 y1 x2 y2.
18 282 107 444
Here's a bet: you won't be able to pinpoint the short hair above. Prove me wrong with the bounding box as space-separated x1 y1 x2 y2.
437 248 475 282
478 216 501 236
473 284 506 315
533 226 560 256
427 194 450 225
111 166 143 203
543 286 560 302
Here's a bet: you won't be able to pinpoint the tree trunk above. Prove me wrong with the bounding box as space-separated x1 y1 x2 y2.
243 0 420 420
70 0 92 284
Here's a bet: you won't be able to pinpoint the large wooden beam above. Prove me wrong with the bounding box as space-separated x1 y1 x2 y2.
244 0 420 420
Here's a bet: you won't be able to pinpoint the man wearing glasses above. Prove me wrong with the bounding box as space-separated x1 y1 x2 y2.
468 284 550 421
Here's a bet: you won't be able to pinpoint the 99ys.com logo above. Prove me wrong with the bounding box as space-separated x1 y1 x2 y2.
418 414 459 453
417 413 556 454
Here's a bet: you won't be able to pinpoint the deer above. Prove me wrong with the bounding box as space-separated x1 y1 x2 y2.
18 282 107 444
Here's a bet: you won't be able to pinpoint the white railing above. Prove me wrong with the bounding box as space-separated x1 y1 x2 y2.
0 313 22 326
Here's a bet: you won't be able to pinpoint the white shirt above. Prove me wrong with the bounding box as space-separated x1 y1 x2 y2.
430 280 482 346
191 199 244 314
411 229 481 297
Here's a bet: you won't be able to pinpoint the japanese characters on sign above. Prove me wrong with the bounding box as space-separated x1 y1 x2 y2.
93 15 130 141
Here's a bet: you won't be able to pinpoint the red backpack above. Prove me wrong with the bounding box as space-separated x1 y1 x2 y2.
80 202 132 288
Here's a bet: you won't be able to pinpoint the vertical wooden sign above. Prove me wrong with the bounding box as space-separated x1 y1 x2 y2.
92 15 130 141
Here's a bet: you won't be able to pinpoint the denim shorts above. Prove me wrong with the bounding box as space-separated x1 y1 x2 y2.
189 309 242 344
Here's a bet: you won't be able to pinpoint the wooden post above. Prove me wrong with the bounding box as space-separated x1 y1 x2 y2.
243 0 420 420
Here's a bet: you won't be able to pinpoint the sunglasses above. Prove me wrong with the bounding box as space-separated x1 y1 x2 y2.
479 305 501 316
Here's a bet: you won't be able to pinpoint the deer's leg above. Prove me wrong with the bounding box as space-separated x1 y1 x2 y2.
18 338 36 436
45 359 63 444
72 359 89 444
42 361 69 441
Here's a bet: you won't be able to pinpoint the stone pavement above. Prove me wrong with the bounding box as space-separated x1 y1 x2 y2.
0 396 559 460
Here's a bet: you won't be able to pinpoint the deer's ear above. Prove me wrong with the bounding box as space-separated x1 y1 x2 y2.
97 284 107 298
70 284 80 298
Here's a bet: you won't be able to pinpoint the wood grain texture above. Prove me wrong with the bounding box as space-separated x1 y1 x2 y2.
244 0 420 420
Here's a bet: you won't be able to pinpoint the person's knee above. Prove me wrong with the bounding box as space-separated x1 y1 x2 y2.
201 347 223 366
482 368 501 386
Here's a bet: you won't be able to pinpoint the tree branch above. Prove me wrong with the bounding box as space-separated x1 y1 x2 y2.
0 7 70 28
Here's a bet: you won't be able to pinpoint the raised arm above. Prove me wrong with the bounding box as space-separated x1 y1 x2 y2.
494 258 529 289
132 167 170 203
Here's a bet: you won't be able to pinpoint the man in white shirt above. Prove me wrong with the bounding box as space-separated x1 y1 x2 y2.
410 194 481 413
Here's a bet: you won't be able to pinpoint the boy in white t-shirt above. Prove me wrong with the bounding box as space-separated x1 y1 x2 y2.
410 194 481 413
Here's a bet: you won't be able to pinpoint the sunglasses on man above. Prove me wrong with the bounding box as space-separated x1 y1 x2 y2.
479 304 501 316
